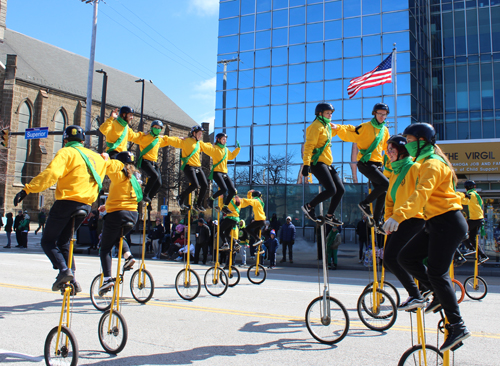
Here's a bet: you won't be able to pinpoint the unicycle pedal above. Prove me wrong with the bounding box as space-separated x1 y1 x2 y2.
451 341 463 352
366 216 374 227
316 215 326 226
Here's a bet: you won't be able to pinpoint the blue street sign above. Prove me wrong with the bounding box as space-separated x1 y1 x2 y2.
161 205 169 216
25 127 49 140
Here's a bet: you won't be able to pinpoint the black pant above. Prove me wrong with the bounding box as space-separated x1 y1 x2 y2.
18 232 28 248
41 200 90 272
309 163 345 215
398 210 467 324
281 241 293 261
358 237 368 260
99 210 137 277
384 218 425 299
141 159 161 200
220 218 238 246
464 219 487 257
194 241 209 264
15 230 22 246
245 220 265 242
357 161 389 223
180 165 208 206
212 172 237 206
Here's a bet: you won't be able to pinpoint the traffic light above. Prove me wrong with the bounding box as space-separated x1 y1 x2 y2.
0 129 9 149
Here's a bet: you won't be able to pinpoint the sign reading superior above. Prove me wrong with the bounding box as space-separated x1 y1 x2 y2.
25 127 49 140
438 139 500 174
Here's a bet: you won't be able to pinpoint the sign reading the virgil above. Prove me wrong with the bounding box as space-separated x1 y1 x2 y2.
438 140 500 174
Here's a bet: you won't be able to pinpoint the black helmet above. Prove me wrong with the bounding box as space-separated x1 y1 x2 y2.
372 103 390 115
190 125 204 137
387 134 407 147
63 125 85 142
403 123 436 145
216 133 227 142
251 190 262 198
464 180 476 190
114 151 135 165
315 103 334 116
151 120 164 129
119 106 134 117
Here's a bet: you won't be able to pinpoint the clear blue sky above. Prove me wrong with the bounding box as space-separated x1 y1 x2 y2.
6 0 219 129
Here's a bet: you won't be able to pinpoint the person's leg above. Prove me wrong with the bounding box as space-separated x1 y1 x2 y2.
99 212 124 278
15 230 21 247
141 160 159 199
202 242 208 264
281 241 287 262
194 243 201 264
6 232 11 247
397 227 432 291
244 220 264 242
309 163 337 207
465 220 487 258
240 245 247 265
333 249 338 266
222 175 237 206
289 242 293 262
212 172 228 201
384 219 425 299
220 219 234 246
326 168 345 215
21 232 28 248
359 239 365 260
149 163 163 199
356 162 389 223
195 169 208 206
180 166 200 203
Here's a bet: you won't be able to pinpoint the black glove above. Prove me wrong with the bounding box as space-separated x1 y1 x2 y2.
301 165 310 176
465 193 471 199
14 190 27 206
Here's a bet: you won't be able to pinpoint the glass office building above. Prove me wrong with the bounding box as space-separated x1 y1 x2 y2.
215 0 500 229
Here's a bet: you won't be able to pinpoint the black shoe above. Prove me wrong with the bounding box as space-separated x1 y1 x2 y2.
280 258 286 263
301 203 318 222
123 256 136 271
375 224 388 236
398 296 426 311
98 278 115 296
195 204 206 212
252 239 263 247
143 195 151 203
221 206 232 215
421 289 433 301
325 214 343 226
177 196 189 210
424 297 441 314
52 269 74 291
3 245 11 248
220 244 230 251
329 263 337 270
233 243 241 252
358 202 372 218
440 321 471 352
479 256 489 264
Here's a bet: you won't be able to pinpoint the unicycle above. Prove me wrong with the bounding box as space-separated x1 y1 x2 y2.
247 230 267 284
464 235 488 300
221 228 241 287
305 187 350 344
44 210 87 366
130 202 155 303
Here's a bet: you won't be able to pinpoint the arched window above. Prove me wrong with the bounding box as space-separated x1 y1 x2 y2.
15 102 31 184
53 110 66 159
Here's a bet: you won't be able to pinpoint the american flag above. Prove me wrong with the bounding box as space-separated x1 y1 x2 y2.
347 53 393 99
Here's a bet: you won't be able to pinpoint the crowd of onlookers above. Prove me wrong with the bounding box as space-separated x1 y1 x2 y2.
1 209 46 249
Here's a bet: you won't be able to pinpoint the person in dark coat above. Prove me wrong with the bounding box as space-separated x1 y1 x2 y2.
270 213 281 233
14 210 24 248
356 216 370 263
194 218 211 264
265 230 279 269
279 216 296 263
3 212 14 248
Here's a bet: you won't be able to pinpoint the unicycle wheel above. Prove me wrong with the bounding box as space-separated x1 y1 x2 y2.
305 295 350 344
44 325 79 366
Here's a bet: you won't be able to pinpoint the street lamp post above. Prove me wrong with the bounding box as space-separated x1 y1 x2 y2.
217 58 238 134
135 79 153 132
95 69 107 153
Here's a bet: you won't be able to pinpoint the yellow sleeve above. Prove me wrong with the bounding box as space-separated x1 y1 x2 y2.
382 127 389 152
106 159 125 175
164 136 183 149
99 117 114 137
200 141 217 158
228 147 240 160
335 124 359 143
303 123 321 166
159 135 171 148
392 163 440 223
240 197 255 209
24 150 68 193
457 191 470 205
127 127 141 143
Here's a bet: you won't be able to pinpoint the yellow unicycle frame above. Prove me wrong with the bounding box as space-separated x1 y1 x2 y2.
107 231 126 333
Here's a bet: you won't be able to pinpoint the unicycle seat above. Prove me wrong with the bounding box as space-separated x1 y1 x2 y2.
121 221 134 233
72 209 88 219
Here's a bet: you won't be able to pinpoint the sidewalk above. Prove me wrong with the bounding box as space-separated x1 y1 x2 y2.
1 231 499 277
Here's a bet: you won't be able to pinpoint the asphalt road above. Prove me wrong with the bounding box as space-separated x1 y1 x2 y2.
1 251 499 365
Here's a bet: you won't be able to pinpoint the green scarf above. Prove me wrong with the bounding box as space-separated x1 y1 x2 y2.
137 136 159 168
311 118 332 166
390 157 415 204
359 118 386 163
383 154 393 174
116 116 128 127
467 188 483 208
409 143 447 165
65 141 103 194
256 197 265 209
129 174 143 202
208 144 228 180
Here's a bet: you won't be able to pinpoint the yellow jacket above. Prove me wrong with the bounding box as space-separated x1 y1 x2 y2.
99 117 140 153
133 133 171 162
201 142 240 174
24 146 108 205
392 158 462 222
226 200 241 220
105 161 140 213
384 163 424 221
458 191 484 220
240 192 266 221
303 119 333 166
383 154 393 179
335 121 389 163
164 136 202 167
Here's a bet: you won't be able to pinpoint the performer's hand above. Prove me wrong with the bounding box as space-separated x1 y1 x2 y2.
98 205 106 213
101 153 109 161
236 140 241 148
110 108 119 119
14 190 27 206
331 123 338 130
383 218 399 234
301 165 310 176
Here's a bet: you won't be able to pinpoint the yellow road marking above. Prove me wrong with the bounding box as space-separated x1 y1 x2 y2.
2 282 499 340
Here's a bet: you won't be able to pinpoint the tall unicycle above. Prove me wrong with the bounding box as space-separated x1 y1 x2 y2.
204 196 229 297
247 230 267 284
223 228 241 287
175 192 201 301
464 235 488 300
130 202 155 303
305 187 350 345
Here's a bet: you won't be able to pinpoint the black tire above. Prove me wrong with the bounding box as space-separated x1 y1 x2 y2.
221 266 240 287
204 267 229 297
305 296 350 345
398 344 443 366
175 268 201 301
90 274 112 312
130 269 155 304
363 281 400 308
357 288 397 331
247 264 267 284
44 325 79 366
464 275 488 300
98 309 128 354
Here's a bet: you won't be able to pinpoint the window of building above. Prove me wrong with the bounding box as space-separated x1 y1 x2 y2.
53 109 66 159
15 102 31 184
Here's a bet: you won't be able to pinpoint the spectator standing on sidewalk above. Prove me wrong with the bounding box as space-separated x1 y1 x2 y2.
356 216 369 263
279 216 296 264
194 218 211 264
14 210 23 247
326 226 342 270
3 212 14 248
35 209 46 235
150 217 165 260
265 230 279 269
270 213 281 233
18 212 30 248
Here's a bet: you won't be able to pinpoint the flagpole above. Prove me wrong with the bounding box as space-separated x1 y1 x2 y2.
393 43 398 134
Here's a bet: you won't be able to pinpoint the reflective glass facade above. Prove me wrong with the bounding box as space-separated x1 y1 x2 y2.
215 0 498 228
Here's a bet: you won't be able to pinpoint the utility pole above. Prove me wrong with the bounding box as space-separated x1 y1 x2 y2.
217 58 238 134
96 69 107 153
82 0 99 146
135 79 153 132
